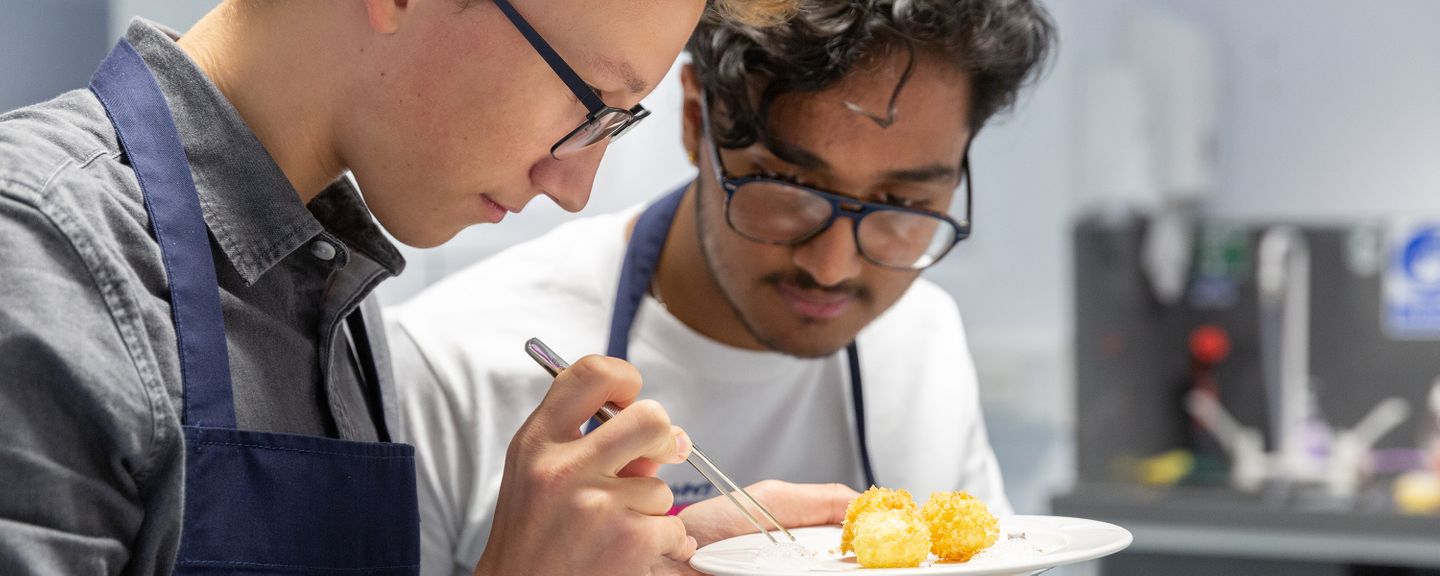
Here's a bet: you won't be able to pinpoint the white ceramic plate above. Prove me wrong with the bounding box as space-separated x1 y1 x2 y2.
690 515 1132 576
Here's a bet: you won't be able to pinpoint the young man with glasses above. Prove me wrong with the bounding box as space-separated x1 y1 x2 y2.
0 1 806 575
389 1 1057 574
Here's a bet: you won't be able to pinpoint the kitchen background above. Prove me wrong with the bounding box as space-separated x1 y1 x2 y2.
5 1 1437 573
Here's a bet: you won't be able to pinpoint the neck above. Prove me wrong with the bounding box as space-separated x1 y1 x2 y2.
177 1 345 203
650 183 766 351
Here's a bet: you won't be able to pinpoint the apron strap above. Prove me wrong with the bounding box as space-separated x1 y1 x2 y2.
90 40 236 428
344 309 392 443
605 184 687 359
847 342 877 488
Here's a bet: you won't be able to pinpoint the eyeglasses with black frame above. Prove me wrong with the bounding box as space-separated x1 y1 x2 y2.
699 94 973 271
493 0 650 159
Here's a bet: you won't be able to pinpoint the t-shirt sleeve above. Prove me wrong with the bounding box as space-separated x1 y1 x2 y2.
945 296 1014 516
957 396 1014 516
911 280 1015 516
386 318 477 576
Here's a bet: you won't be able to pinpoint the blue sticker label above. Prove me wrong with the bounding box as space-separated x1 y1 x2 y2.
1384 223 1440 339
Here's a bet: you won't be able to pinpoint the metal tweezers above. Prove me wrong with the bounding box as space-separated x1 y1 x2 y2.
525 337 796 543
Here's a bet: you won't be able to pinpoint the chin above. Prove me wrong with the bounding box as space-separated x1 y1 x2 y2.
755 327 855 359
740 303 868 359
379 219 466 250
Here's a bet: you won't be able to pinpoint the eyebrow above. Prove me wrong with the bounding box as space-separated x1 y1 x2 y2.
882 164 959 184
589 55 649 96
766 137 960 184
765 138 827 171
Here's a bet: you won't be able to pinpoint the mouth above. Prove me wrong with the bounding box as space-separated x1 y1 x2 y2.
775 281 853 320
479 194 518 223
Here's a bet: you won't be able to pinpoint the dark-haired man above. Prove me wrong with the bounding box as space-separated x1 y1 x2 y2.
389 1 1057 574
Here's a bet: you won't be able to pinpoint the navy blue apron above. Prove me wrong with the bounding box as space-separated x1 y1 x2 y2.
603 185 879 489
90 40 420 575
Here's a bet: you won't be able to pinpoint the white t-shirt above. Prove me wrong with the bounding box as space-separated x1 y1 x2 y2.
388 204 1011 576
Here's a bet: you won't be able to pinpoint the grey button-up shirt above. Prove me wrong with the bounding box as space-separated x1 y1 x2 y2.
0 19 407 575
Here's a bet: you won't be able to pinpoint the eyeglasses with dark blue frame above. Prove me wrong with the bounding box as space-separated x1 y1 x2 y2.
493 0 650 159
699 94 972 271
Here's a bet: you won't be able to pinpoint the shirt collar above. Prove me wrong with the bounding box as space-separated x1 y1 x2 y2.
123 18 403 284
309 177 406 277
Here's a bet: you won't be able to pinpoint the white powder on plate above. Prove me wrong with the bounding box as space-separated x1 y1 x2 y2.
754 541 816 571
971 532 1044 562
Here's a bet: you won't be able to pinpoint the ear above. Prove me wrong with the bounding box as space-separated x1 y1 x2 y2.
680 63 702 167
364 0 410 34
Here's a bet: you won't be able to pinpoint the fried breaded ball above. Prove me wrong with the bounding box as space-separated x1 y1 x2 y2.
840 486 919 554
850 508 932 568
921 491 1000 562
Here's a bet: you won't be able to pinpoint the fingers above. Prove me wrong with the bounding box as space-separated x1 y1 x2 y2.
618 426 690 478
530 355 644 441
522 354 692 475
602 475 676 516
583 400 692 473
618 457 662 479
486 353 703 576
648 514 697 562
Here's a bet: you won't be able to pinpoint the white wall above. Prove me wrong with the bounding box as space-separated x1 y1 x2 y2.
108 0 213 40
1182 0 1440 221
0 0 109 112
1074 0 1440 223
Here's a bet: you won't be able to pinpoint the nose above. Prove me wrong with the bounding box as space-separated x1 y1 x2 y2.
530 140 610 213
792 217 864 287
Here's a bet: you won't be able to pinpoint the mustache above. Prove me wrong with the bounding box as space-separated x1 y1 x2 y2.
760 269 872 303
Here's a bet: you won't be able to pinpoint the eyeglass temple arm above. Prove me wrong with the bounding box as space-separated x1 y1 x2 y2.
492 0 608 113
697 94 730 186
960 144 974 234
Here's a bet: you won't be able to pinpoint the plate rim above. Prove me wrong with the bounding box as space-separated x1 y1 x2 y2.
689 515 1133 576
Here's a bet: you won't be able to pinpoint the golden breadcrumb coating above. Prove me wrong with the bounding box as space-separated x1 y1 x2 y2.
850 509 932 568
840 486 919 554
921 491 1000 562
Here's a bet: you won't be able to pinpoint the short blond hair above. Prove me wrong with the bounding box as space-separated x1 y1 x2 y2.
710 0 802 27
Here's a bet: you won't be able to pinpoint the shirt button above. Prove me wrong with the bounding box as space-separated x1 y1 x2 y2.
310 240 338 261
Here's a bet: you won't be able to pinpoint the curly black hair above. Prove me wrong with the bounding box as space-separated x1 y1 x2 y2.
688 0 1057 149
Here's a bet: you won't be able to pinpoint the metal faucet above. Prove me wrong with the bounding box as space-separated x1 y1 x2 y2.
1258 226 1317 483
1188 226 1411 498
